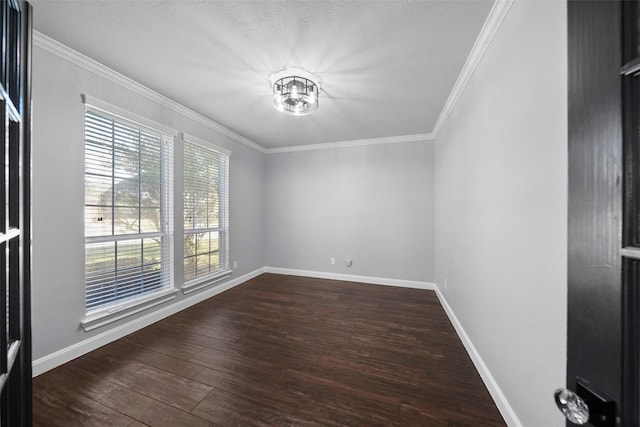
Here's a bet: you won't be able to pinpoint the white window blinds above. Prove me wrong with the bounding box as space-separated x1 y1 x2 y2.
183 134 230 284
84 106 174 313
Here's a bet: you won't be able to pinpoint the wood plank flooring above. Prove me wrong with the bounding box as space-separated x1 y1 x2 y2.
33 273 506 426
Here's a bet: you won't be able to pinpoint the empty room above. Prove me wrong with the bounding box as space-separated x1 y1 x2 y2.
0 0 633 426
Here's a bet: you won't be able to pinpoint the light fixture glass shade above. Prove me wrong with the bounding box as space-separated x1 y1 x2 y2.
271 69 320 116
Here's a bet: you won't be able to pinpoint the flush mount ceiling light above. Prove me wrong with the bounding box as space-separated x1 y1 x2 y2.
270 69 321 116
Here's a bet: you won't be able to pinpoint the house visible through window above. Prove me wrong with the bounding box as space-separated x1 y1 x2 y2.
84 107 174 313
183 135 230 284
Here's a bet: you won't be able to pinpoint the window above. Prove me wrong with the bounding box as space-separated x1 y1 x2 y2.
183 134 230 287
84 101 174 314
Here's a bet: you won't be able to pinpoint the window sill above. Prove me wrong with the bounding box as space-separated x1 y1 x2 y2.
81 288 178 332
182 270 232 295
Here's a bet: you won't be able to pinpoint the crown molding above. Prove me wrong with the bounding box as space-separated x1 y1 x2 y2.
431 0 514 137
265 132 435 154
32 31 267 154
33 0 512 155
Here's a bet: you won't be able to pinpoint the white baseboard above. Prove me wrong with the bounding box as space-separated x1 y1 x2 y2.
32 265 521 427
434 287 523 427
264 267 520 426
264 267 436 290
32 267 265 377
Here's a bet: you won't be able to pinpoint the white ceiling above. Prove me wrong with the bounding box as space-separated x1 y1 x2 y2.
31 0 494 149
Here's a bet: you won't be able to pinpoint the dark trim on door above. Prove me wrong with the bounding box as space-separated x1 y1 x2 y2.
0 1 32 425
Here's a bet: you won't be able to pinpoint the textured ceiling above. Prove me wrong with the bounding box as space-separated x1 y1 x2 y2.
31 0 494 149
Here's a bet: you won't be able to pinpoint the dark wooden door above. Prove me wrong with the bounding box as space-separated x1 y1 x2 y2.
0 1 31 426
567 1 640 426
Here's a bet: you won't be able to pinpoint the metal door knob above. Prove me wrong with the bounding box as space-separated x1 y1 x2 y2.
554 388 589 424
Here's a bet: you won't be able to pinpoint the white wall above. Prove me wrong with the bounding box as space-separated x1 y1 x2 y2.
31 46 265 362
434 1 567 426
265 140 435 283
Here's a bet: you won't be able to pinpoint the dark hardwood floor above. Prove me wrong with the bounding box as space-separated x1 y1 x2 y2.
33 273 505 426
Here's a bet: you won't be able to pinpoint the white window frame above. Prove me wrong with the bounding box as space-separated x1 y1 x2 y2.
81 95 178 331
182 133 231 294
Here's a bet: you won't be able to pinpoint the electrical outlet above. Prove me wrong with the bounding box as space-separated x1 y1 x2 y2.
330 257 336 265
233 261 238 270
444 278 448 289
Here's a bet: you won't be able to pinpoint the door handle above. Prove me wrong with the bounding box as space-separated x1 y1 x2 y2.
554 388 589 424
554 378 616 427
